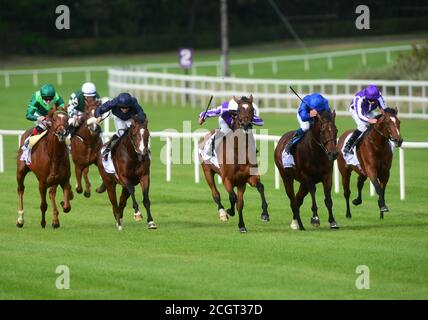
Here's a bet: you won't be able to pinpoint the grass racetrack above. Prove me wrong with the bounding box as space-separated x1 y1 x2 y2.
0 36 428 299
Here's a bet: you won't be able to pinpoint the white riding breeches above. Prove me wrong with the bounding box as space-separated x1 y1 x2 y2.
218 117 232 135
350 107 376 132
297 113 311 132
114 116 132 137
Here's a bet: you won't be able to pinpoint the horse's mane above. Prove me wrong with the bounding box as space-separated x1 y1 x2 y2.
318 109 332 121
374 107 398 119
239 96 252 104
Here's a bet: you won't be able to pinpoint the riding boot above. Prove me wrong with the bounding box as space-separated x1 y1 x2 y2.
284 128 304 153
103 134 119 161
68 125 77 138
343 129 362 155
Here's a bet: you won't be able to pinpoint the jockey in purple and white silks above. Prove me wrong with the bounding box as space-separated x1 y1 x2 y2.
199 98 264 158
343 85 388 155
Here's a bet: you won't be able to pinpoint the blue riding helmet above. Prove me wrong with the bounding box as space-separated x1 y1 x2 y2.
117 92 133 107
364 85 380 100
308 93 325 109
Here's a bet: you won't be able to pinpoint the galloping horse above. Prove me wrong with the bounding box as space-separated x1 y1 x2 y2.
16 106 73 228
337 108 403 219
200 95 268 233
274 110 338 230
97 116 156 230
70 99 102 197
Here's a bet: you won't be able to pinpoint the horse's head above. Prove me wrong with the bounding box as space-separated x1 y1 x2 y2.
48 107 69 142
375 108 403 147
129 116 150 159
84 98 101 135
234 95 255 132
315 110 338 161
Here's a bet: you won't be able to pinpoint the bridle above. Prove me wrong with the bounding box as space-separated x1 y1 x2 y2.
311 117 337 155
44 110 69 140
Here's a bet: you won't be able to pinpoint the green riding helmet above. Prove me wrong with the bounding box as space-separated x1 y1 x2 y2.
40 84 56 99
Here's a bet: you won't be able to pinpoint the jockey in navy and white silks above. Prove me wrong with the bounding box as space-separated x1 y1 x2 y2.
284 93 330 153
94 92 146 159
343 85 388 155
199 98 264 158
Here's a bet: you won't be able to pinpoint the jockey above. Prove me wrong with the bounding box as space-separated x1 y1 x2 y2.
198 98 264 158
94 92 146 160
284 93 330 153
24 84 65 147
343 85 388 155
68 82 101 137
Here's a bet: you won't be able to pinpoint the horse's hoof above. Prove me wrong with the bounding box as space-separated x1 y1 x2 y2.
352 198 362 206
148 221 157 229
226 208 235 217
96 185 106 193
84 191 91 198
346 213 352 219
61 201 71 214
134 213 143 222
70 191 74 200
41 222 46 228
52 222 60 229
311 216 320 227
380 205 389 213
260 213 270 222
219 209 229 222
75 187 83 194
330 222 339 229
239 227 247 233
290 219 299 230
16 221 24 228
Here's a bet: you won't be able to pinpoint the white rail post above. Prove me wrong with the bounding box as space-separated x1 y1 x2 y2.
274 141 280 190
85 70 91 82
57 71 63 86
33 72 38 87
400 147 405 200
0 134 4 173
166 136 172 182
386 50 391 63
327 56 333 70
304 58 310 72
248 62 254 76
5 73 10 88
272 60 278 74
361 53 367 66
334 160 339 193
193 137 200 183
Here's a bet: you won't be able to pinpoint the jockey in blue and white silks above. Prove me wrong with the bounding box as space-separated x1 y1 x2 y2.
343 85 388 155
199 98 264 158
284 93 330 153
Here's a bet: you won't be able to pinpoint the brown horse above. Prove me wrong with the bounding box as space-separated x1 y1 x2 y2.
70 98 102 197
97 116 156 230
337 108 403 219
200 95 268 233
16 106 73 228
274 110 338 230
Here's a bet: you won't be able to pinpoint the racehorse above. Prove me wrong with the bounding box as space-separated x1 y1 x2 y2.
200 95 268 233
16 106 73 228
337 107 403 219
97 116 156 230
70 98 103 198
274 110 338 230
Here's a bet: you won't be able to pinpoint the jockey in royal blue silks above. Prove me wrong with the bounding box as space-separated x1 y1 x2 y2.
93 92 146 160
284 93 330 153
199 98 264 159
343 85 388 155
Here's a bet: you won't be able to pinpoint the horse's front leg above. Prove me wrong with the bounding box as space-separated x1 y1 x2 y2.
203 166 227 222
236 184 247 233
125 183 143 222
352 174 367 206
16 163 30 228
140 174 157 229
82 166 91 198
282 175 304 230
306 182 320 227
223 179 236 217
49 185 60 228
366 168 388 219
60 180 72 213
74 164 84 194
39 183 48 228
248 175 269 222
322 174 339 229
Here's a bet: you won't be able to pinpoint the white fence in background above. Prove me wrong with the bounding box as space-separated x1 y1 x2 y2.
1 129 427 201
131 45 417 75
0 44 418 88
109 69 428 119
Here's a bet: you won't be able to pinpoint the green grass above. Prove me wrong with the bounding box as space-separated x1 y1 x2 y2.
0 37 428 299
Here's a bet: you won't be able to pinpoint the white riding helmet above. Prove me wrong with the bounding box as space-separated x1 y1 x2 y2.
228 99 238 112
82 82 97 96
